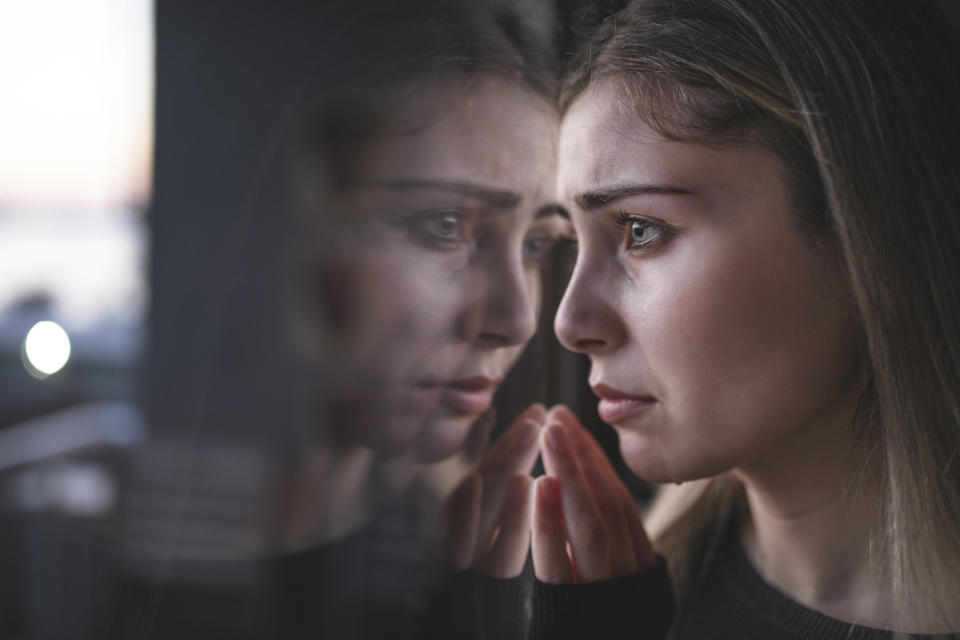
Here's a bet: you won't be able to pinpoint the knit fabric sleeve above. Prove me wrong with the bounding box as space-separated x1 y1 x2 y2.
425 570 531 640
529 556 675 640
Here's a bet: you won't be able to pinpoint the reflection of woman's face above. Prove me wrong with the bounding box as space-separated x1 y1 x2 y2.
319 77 562 462
555 85 863 484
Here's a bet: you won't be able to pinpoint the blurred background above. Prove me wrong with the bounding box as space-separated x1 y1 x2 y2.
0 1 151 637
0 0 151 635
0 0 150 435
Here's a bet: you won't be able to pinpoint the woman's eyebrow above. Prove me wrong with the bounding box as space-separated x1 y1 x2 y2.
574 184 693 211
361 179 522 209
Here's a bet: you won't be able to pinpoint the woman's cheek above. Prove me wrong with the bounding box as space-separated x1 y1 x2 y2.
372 246 468 352
637 228 859 478
623 237 788 465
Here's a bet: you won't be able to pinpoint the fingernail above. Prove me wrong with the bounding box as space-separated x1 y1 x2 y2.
545 424 566 453
539 477 560 506
525 403 547 423
517 423 539 447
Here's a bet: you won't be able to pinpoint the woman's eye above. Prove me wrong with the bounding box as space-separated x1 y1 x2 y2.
614 212 668 250
399 209 470 248
522 232 554 263
420 211 462 241
630 220 661 246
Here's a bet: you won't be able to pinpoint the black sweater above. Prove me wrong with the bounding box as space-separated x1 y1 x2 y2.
530 526 959 640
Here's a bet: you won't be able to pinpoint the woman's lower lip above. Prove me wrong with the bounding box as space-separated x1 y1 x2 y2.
441 387 495 414
597 398 656 424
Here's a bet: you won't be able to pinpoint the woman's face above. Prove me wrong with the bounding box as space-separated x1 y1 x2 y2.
555 85 863 484
316 77 563 462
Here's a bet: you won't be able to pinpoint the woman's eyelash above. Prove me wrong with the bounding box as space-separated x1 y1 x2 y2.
612 211 635 228
388 208 472 250
416 209 464 242
612 211 670 250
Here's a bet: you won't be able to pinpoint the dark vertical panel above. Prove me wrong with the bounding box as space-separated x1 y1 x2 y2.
148 2 331 444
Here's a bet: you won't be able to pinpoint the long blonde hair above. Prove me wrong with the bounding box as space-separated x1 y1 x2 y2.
564 0 960 626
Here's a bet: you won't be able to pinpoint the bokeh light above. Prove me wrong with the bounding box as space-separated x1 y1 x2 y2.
23 320 72 377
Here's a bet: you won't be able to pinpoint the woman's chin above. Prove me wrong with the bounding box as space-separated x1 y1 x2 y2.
413 413 476 463
341 411 474 462
619 430 733 485
358 417 425 459
618 431 672 483
616 430 687 485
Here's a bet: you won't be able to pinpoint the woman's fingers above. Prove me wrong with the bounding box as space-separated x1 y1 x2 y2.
473 473 533 578
460 408 496 465
581 464 637 576
621 493 657 571
441 472 482 571
447 405 653 581
541 422 610 582
478 403 545 475
540 405 658 579
471 404 545 566
531 475 574 584
550 406 644 576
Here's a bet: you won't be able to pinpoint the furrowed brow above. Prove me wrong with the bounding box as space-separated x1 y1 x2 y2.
574 184 693 211
361 179 522 209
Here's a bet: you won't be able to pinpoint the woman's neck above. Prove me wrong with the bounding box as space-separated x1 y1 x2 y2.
733 381 892 628
278 444 376 551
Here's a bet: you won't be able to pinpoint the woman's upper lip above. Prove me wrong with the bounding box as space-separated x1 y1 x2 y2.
444 375 503 390
590 382 655 401
417 376 503 390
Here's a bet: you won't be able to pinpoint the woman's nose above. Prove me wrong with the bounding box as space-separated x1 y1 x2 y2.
554 251 625 355
463 251 537 349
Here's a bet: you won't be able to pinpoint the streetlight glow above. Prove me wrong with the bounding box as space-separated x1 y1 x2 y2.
23 320 71 377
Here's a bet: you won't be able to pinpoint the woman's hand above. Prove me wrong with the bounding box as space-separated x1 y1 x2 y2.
532 405 656 584
441 403 546 578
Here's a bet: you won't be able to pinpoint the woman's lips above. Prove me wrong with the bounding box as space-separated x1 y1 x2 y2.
591 383 657 424
426 376 503 415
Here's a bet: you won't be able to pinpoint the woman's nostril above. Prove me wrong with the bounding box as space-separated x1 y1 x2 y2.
477 331 511 348
576 338 607 352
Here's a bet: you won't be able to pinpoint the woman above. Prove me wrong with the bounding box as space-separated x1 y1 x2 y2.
529 0 960 637
114 3 566 639
278 1 568 637
294 0 561 465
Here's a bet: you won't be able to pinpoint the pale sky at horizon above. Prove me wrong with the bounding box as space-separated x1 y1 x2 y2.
0 0 153 326
0 0 153 212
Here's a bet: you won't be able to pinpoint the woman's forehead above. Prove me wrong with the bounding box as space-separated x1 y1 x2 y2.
353 78 556 199
558 91 787 213
558 89 677 199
